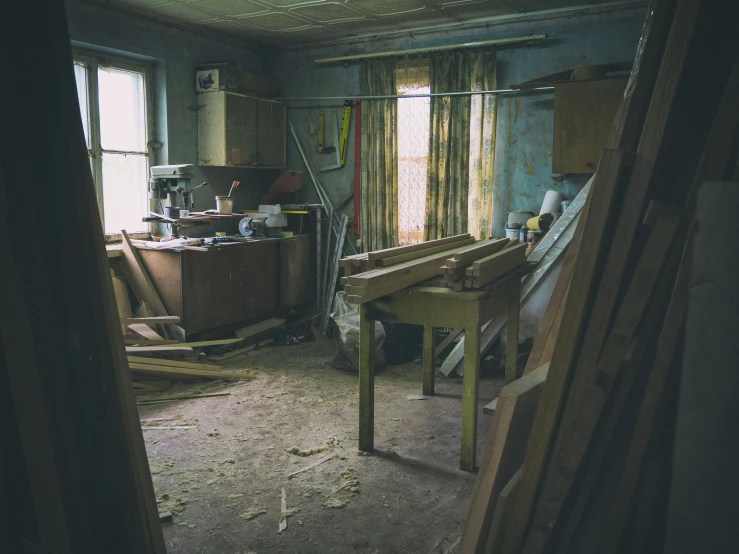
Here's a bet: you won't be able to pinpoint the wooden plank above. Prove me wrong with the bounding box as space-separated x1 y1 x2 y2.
377 237 475 267
121 316 181 325
553 0 705 454
345 273 439 304
112 269 133 335
365 233 471 260
466 245 527 288
501 148 629 554
125 338 241 352
128 363 248 380
121 230 169 317
435 328 462 357
235 317 285 339
127 324 165 341
485 469 522 554
447 239 509 268
124 339 179 346
482 398 498 415
470 243 527 270
136 392 231 405
127 356 222 371
459 364 549 554
347 243 475 289
523 212 680 552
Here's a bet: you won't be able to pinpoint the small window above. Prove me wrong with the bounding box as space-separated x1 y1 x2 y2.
74 54 153 238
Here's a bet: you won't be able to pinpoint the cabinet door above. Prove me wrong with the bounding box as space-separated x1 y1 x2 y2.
257 100 272 132
257 132 272 166
272 103 285 133
226 127 242 165
225 94 242 128
243 97 258 130
242 129 259 166
271 133 285 167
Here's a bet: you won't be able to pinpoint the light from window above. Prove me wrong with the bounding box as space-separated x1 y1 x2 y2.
98 68 149 235
396 59 431 245
73 59 150 236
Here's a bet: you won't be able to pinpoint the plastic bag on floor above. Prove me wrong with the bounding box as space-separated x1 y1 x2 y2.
331 291 386 372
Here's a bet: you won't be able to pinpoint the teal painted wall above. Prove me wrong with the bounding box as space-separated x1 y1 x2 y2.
268 6 647 239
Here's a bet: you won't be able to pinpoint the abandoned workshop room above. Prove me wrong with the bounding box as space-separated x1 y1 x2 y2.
3 0 739 553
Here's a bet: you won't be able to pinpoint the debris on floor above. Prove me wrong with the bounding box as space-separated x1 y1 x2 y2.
278 488 288 533
240 507 267 521
286 435 338 456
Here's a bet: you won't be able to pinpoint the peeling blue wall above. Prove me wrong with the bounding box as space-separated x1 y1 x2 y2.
269 7 646 239
65 0 276 217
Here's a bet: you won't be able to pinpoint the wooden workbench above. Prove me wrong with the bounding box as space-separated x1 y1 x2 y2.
358 271 521 472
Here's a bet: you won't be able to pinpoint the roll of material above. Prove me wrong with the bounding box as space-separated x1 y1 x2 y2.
527 213 555 232
540 190 564 215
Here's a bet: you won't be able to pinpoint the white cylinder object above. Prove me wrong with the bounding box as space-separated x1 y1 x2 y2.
540 190 564 215
505 226 519 240
215 196 234 215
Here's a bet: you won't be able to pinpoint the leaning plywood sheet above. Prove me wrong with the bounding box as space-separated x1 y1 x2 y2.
459 363 549 554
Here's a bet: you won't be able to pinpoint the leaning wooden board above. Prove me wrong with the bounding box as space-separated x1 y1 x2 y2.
459 363 549 554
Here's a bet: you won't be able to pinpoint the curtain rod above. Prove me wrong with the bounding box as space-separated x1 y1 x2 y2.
314 34 547 64
279 86 554 102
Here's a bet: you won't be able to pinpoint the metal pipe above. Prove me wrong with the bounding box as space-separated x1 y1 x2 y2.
314 35 547 64
279 86 554 102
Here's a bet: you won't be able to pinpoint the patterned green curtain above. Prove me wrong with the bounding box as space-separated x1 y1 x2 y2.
426 50 497 240
468 51 497 239
426 51 472 240
360 59 399 252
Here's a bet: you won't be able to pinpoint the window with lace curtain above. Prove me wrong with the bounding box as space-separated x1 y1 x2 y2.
395 58 430 245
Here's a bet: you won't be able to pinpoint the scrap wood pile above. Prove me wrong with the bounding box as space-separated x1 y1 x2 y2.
460 1 739 553
339 234 529 303
112 230 249 390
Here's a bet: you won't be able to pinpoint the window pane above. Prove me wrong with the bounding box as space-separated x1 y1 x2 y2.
98 67 146 151
102 153 148 234
73 63 90 147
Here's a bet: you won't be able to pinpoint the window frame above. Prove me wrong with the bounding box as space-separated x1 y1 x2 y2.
73 49 156 241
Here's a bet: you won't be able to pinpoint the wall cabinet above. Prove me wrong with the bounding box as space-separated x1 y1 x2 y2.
198 91 286 168
552 78 627 173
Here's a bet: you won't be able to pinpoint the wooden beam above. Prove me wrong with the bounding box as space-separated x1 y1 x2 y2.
365 234 471 260
377 237 475 267
121 230 169 317
235 318 285 339
121 317 181 325
447 239 509 268
127 356 222 371
435 328 463 358
128 363 248 380
125 338 241 352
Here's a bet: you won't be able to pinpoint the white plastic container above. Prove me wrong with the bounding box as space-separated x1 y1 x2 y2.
505 225 519 240
216 196 234 214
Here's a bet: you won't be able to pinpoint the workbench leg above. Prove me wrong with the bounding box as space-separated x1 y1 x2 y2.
422 325 435 396
506 285 521 384
358 303 375 453
461 316 481 472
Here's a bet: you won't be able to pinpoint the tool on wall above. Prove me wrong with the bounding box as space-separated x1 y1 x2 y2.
318 102 352 172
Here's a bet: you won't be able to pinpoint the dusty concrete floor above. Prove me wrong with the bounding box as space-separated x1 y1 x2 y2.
139 335 503 554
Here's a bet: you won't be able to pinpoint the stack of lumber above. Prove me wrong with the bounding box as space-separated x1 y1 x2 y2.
341 234 474 302
340 234 473 277
440 239 527 291
461 1 739 552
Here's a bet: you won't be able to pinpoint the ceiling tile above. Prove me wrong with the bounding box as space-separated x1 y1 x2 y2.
189 0 270 17
121 1 215 21
290 2 367 23
346 0 427 17
440 0 517 20
237 11 314 31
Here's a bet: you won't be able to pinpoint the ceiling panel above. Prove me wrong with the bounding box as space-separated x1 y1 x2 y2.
86 0 638 48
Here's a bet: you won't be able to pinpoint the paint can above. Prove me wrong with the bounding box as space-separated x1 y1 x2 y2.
561 200 571 212
508 211 533 228
505 225 520 240
216 196 234 215
163 205 180 219
527 229 543 245
519 226 528 244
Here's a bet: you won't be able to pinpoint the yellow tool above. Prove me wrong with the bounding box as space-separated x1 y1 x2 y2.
338 102 352 166
317 112 327 153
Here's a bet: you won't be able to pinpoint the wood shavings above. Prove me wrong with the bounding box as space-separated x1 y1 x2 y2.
286 436 338 457
240 507 266 521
